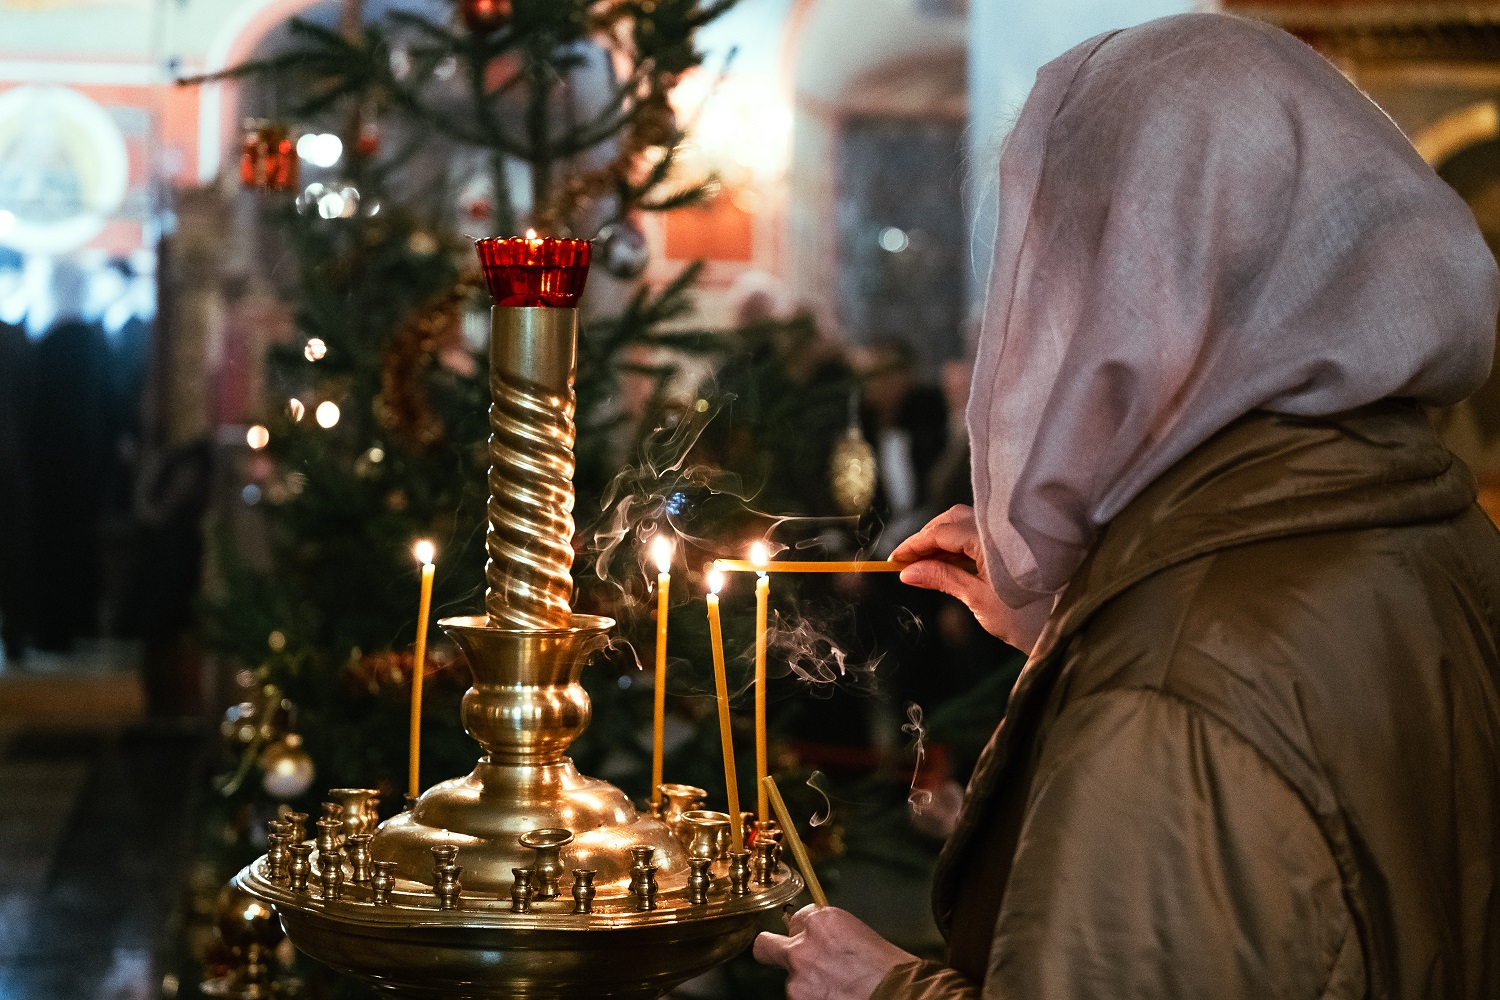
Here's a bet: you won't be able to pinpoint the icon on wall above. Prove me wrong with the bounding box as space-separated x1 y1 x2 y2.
0 85 129 255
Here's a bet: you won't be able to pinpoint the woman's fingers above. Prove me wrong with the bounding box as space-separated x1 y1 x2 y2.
753 931 794 969
900 559 987 606
786 903 819 934
892 505 982 566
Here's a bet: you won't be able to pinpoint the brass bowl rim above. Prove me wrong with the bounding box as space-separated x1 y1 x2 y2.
438 613 616 636
518 828 575 849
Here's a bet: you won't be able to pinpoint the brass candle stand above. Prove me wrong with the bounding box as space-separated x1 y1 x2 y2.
230 239 800 999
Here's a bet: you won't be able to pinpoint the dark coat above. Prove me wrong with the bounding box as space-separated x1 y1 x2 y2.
873 402 1500 1000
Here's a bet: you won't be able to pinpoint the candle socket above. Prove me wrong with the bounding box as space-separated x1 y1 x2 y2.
660 784 707 838
682 810 731 860
288 844 313 891
370 861 398 905
328 788 381 837
266 825 290 880
510 869 535 913
727 853 752 897
570 869 596 914
627 846 655 894
632 865 659 912
435 866 463 910
282 810 308 844
519 828 573 900
316 817 343 858
346 834 374 884
318 851 345 901
431 845 459 882
754 840 781 886
750 819 781 847
687 857 714 905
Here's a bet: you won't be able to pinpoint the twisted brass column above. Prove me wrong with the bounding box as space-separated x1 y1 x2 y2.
485 306 577 629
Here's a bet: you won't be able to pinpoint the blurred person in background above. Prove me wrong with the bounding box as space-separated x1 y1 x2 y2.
0 248 30 662
27 257 114 651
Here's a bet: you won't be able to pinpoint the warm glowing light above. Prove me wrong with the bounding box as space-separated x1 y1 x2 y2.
296 132 343 168
315 401 340 428
707 567 726 596
366 446 385 463
651 535 674 575
246 425 270 449
303 337 328 361
749 541 770 570
525 227 538 240
288 398 305 422
414 539 435 565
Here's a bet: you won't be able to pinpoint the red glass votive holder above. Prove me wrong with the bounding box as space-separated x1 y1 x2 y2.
476 236 592 308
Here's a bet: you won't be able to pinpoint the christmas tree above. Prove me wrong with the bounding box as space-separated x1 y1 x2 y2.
170 2 1020 995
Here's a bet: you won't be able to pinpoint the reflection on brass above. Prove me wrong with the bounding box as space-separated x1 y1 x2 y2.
485 307 578 629
234 295 801 998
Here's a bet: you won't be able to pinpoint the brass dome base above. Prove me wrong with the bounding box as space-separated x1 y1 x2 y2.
236 849 802 999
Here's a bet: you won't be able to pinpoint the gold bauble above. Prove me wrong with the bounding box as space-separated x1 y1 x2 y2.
258 733 315 801
830 425 877 516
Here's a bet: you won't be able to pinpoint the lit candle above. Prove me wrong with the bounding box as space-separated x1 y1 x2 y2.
761 774 828 907
751 542 770 821
705 567 744 854
650 535 674 810
408 540 436 801
714 557 977 574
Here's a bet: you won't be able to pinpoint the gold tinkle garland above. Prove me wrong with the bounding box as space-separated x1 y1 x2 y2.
375 271 486 450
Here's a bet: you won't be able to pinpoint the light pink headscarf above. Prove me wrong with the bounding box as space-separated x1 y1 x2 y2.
969 13 1499 652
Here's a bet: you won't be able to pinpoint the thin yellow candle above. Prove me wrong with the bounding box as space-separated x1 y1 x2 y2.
408 539 436 801
705 567 744 854
751 542 770 821
650 535 674 810
761 774 828 907
713 558 964 574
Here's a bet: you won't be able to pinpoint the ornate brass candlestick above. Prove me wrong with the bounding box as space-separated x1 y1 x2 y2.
232 237 800 999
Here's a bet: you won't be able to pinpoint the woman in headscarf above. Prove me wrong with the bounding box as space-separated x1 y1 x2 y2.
754 12 1500 1000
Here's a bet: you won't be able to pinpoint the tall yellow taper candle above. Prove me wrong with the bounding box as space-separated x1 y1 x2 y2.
408 539 436 800
650 535 674 810
761 774 828 907
705 567 744 854
751 542 770 821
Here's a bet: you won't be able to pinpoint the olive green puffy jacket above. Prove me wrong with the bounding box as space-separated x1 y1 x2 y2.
874 402 1500 1000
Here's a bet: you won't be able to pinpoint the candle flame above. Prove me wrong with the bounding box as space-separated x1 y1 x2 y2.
650 534 674 574
525 228 538 240
749 541 770 570
414 539 435 565
707 567 726 595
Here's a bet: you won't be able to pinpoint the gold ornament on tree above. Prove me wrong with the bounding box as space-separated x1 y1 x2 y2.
830 394 877 515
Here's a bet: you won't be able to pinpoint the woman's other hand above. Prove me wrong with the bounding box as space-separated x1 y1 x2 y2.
754 905 916 1000
892 506 1011 638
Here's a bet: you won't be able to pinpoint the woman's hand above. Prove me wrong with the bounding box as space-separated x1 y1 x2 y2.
892 506 1011 639
754 905 916 1000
